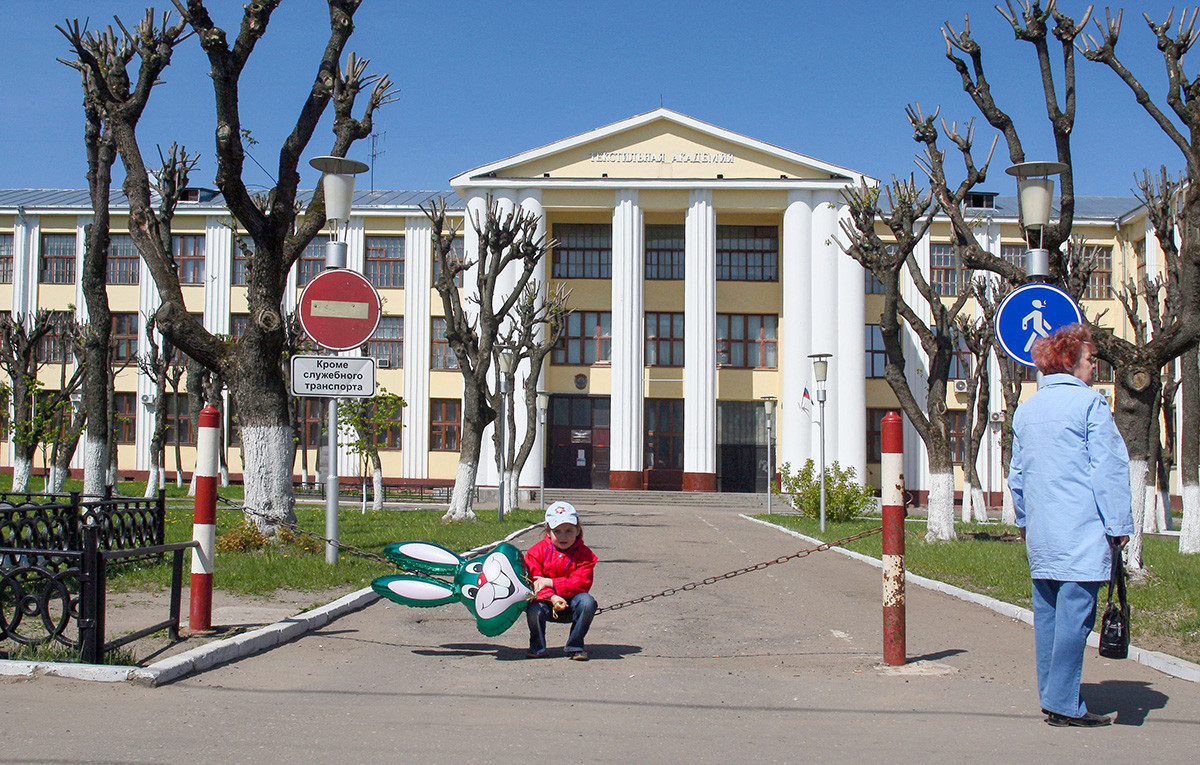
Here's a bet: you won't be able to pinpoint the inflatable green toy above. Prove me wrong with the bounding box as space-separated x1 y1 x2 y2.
371 541 533 637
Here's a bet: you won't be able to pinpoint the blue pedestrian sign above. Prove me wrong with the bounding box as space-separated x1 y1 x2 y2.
994 283 1083 368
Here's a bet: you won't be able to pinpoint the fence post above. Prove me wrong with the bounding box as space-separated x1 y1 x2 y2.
189 405 220 633
78 524 104 664
881 411 906 666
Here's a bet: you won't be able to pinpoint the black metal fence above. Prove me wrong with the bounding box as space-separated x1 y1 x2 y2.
0 491 195 664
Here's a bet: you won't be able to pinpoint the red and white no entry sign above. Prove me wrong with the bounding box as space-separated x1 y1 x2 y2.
297 268 383 351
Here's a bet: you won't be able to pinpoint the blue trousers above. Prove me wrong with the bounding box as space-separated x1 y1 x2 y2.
526 593 597 655
1031 579 1102 717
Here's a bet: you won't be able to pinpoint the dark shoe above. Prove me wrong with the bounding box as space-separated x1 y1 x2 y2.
525 650 545 659
1046 711 1112 727
568 651 589 661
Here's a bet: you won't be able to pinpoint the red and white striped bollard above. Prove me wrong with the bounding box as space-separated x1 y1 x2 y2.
189 404 220 633
881 411 906 666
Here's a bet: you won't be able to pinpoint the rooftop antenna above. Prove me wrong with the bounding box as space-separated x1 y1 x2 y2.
369 130 387 192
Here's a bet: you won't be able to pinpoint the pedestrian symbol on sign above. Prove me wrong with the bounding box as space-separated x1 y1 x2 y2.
995 283 1083 368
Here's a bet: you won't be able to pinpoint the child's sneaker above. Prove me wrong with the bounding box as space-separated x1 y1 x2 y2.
568 650 589 661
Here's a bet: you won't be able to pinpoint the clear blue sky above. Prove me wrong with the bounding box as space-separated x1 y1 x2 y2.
0 1 1188 197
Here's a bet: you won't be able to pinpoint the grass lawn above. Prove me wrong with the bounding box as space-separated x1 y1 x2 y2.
757 514 1200 665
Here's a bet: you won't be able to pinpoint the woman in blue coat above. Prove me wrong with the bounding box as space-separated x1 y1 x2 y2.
1008 324 1134 728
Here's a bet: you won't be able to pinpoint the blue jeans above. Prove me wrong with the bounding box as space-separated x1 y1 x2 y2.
1031 579 1102 717
526 593 597 655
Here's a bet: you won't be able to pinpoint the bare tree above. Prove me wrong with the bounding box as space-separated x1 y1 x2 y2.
0 312 67 491
426 197 555 521
65 3 394 531
490 280 571 512
955 288 997 523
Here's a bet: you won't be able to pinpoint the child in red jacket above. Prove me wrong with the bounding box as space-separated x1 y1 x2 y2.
524 501 597 660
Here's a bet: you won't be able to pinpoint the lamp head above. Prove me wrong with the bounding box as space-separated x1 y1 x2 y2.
761 395 776 418
809 353 831 383
310 155 369 224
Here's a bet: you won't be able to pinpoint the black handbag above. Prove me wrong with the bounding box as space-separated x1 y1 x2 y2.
1098 538 1130 659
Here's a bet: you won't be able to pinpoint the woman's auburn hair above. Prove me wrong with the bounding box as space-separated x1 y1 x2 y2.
1030 323 1093 375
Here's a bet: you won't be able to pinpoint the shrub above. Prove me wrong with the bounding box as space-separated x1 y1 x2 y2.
777 459 875 522
216 521 323 555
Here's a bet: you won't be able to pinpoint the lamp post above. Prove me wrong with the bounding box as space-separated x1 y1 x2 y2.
309 155 368 565
762 396 776 515
497 350 514 522
537 391 549 510
810 353 831 532
1006 161 1067 279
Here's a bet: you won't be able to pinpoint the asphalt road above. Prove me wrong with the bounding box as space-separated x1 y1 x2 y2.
2 503 1199 764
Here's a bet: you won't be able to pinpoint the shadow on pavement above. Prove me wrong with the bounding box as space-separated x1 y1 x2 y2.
1086 679 1170 726
413 642 644 661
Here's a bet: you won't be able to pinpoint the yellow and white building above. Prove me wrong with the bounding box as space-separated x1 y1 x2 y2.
0 109 1158 502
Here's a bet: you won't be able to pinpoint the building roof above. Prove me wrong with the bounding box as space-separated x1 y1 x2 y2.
878 194 1144 222
0 188 461 213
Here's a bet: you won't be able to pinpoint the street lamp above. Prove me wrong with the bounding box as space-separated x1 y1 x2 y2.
762 396 776 515
1006 161 1067 278
497 350 514 522
308 155 368 565
537 391 549 510
810 353 832 532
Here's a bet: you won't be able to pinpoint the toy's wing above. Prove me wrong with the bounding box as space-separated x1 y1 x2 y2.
372 575 459 608
382 541 462 576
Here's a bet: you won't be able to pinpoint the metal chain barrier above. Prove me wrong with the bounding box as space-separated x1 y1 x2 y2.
595 525 884 614
212 495 882 615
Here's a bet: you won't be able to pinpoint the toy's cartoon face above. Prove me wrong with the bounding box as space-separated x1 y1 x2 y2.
372 541 533 637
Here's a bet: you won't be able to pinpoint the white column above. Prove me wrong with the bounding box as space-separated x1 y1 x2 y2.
204 217 233 336
11 213 38 318
781 191 814 472
834 199 866 477
610 189 645 486
810 191 840 462
136 247 163 472
344 216 366 273
684 189 716 486
74 218 89 321
478 191 516 489
517 191 547 490
403 216 432 479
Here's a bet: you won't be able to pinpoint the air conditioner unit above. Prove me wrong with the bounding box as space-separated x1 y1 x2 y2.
376 357 390 368
989 411 1005 423
953 379 969 393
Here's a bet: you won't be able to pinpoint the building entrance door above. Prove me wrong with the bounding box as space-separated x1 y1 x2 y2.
546 395 610 489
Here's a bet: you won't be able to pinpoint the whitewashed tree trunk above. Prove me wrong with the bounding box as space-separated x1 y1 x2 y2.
925 471 956 542
504 471 520 514
48 465 65 494
188 473 197 497
970 485 987 522
1181 483 1200 553
83 437 106 497
372 466 383 512
241 425 298 531
1001 482 1016 526
145 460 160 498
11 459 31 492
220 464 229 488
960 482 973 523
1127 458 1148 573
300 466 309 490
1142 483 1158 535
444 460 479 522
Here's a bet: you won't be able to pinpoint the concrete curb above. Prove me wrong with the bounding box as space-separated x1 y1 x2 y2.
742 514 1200 684
0 523 543 686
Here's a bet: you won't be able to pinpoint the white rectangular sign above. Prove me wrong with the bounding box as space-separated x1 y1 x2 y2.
290 355 376 398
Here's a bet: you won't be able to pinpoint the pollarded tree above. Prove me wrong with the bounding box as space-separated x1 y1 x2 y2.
427 197 555 522
338 388 405 512
65 3 394 531
955 292 996 523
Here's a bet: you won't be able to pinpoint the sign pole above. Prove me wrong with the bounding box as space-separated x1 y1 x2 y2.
326 391 339 565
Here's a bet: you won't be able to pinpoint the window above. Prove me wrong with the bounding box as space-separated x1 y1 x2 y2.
174 234 205 285
553 311 611 365
107 234 140 284
297 240 324 286
430 398 461 451
232 241 249 286
949 343 972 380
716 225 778 281
37 312 74 363
866 408 890 463
950 410 968 464
929 243 965 296
865 270 886 295
1000 244 1026 268
367 316 403 368
1095 358 1114 384
164 393 194 445
552 223 611 279
866 324 887 378
111 313 139 363
431 317 459 370
1085 245 1113 300
0 232 14 283
645 312 684 367
230 314 250 339
963 192 997 209
1133 238 1147 285
40 233 76 284
113 392 136 444
644 399 684 470
296 398 324 451
365 235 404 288
432 236 465 288
717 314 777 368
371 403 402 450
645 224 685 280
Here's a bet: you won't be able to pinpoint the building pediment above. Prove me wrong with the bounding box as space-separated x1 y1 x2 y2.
451 109 867 188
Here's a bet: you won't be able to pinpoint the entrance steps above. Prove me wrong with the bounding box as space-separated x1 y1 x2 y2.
529 488 771 509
